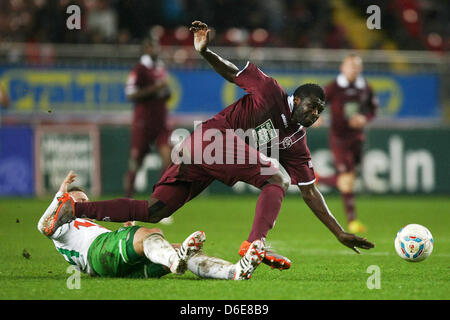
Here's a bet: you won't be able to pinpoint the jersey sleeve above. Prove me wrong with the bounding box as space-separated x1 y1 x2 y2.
234 62 277 96
125 68 139 96
362 84 378 122
125 65 146 96
324 81 337 102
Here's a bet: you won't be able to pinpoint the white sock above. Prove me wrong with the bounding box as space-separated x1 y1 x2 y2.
187 252 236 280
142 234 177 269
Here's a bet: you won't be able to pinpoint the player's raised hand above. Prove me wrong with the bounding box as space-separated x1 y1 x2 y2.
337 232 375 254
189 20 210 53
58 170 77 193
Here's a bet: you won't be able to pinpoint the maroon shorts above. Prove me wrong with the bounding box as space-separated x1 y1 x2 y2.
152 124 278 214
130 108 170 159
330 135 363 173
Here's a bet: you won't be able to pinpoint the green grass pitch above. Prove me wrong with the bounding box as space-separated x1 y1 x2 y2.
0 194 448 300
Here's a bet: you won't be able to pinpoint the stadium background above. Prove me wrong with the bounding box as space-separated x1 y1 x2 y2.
0 0 448 198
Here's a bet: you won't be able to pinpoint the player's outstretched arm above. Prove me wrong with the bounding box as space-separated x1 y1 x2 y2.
299 183 375 253
189 20 239 83
58 170 77 193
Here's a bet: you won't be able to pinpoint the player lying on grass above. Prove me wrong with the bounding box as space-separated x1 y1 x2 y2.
60 21 375 272
37 171 265 280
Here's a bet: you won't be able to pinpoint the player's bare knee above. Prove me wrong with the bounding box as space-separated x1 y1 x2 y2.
337 173 354 193
268 171 290 192
133 227 165 256
136 227 163 239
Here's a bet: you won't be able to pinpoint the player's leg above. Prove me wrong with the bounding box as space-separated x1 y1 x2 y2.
187 239 265 280
337 170 356 219
207 132 291 270
155 133 174 225
241 159 291 271
73 163 208 223
317 173 338 187
124 147 146 198
334 140 366 233
246 159 290 242
148 163 215 223
74 197 150 222
156 128 172 173
139 228 206 275
124 121 150 198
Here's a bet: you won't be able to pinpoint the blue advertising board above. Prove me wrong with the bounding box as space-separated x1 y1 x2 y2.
0 65 440 119
0 125 34 196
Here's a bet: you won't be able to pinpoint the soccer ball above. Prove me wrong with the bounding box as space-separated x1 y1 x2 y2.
394 224 434 262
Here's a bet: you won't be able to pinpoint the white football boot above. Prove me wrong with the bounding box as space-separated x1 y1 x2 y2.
233 239 265 280
170 230 206 275
38 192 75 236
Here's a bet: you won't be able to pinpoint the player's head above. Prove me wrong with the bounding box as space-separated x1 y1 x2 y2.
68 186 89 203
291 83 325 127
340 54 363 82
142 36 161 60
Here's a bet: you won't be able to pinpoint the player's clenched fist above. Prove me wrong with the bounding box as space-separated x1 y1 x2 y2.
189 20 210 53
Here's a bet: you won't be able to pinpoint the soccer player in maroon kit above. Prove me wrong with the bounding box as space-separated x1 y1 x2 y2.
319 54 378 234
69 22 374 271
124 37 172 198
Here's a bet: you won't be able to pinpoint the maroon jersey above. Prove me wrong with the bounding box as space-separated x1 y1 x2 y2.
324 74 377 141
126 55 171 150
125 54 169 119
202 62 315 186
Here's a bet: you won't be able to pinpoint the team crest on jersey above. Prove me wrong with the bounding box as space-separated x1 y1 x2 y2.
253 119 278 147
281 137 293 148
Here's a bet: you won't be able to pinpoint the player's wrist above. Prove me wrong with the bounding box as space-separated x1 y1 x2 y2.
334 228 347 239
198 47 209 55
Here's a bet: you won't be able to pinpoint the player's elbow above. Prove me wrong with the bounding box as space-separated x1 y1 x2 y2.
267 168 290 192
223 71 237 84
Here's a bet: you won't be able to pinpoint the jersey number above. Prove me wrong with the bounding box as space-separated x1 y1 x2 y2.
57 248 80 265
74 220 102 229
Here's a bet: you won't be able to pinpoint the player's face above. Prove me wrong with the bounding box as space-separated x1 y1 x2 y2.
341 56 362 82
292 96 325 127
69 191 89 203
145 42 160 60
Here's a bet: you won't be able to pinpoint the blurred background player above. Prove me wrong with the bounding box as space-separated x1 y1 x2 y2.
38 171 265 280
319 54 378 234
0 83 9 108
124 37 172 199
0 81 9 126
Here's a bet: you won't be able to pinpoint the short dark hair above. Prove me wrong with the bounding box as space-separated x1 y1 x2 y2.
293 83 325 102
68 186 85 193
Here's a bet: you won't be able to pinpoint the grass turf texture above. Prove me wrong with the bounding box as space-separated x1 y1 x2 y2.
0 194 448 300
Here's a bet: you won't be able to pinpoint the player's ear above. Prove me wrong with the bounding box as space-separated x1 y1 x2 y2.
293 96 301 106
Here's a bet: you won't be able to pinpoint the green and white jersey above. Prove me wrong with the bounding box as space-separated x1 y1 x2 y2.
38 191 111 275
50 218 110 275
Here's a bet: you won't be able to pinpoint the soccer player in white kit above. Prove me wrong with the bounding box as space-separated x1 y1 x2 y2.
38 171 266 280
